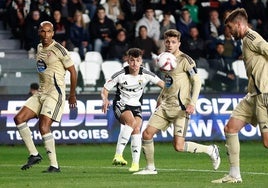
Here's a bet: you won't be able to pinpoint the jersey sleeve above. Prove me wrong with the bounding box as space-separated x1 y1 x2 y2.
182 54 201 106
53 42 74 68
103 73 120 91
142 68 161 84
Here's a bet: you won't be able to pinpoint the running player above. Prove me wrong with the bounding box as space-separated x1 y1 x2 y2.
134 29 221 175
101 48 164 172
212 8 268 183
14 21 77 172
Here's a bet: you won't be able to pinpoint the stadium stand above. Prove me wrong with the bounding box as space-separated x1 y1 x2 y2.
101 60 122 81
0 58 38 94
0 21 28 59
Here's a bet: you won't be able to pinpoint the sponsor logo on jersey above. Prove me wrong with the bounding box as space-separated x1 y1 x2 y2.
37 59 47 73
165 75 173 88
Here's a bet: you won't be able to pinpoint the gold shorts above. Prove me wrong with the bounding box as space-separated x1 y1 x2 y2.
232 93 268 132
148 105 189 137
25 92 65 122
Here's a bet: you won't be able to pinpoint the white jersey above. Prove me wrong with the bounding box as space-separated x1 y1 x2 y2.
104 66 161 106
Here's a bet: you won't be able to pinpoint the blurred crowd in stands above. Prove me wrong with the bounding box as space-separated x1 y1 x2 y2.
1 0 268 93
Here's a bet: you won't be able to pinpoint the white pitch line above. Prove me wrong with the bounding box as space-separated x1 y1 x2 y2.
1 164 268 176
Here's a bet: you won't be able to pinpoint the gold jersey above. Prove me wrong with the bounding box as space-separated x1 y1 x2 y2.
159 51 201 109
36 40 74 94
242 28 268 94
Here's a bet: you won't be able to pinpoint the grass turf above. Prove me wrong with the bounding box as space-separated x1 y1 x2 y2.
0 141 267 188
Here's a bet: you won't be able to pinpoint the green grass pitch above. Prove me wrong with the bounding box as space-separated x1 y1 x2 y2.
0 141 267 188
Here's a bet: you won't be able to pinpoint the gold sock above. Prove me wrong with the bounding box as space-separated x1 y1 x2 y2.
43 133 58 168
184 141 210 154
17 122 38 155
225 133 240 167
142 139 155 170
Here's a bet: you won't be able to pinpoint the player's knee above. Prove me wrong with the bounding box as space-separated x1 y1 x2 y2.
132 126 140 134
14 114 23 125
142 129 153 140
224 124 238 134
38 124 50 135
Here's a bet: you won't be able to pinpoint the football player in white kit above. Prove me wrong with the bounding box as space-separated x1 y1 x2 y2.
101 48 164 172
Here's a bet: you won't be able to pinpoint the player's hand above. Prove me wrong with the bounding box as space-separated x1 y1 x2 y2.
185 104 195 115
68 95 77 109
102 99 110 113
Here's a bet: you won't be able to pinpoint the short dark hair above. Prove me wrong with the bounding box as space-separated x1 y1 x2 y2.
30 83 39 90
127 48 143 58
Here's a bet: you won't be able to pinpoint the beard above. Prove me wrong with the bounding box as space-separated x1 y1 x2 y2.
232 30 240 40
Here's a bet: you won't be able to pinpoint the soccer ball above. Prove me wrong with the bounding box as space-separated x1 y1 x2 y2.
156 52 177 72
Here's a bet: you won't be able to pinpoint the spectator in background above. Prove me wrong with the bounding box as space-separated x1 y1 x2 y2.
216 26 242 61
208 41 246 92
203 9 223 54
69 10 91 60
67 0 86 23
24 9 42 52
176 8 196 40
82 0 98 20
197 0 221 24
144 0 168 11
106 28 129 63
30 0 52 21
183 0 200 24
158 10 176 53
158 0 186 20
208 41 235 92
51 9 73 51
28 82 39 96
89 5 117 59
135 5 160 44
102 0 124 27
243 0 266 35
219 0 241 18
6 0 29 48
132 25 159 73
51 0 69 19
120 0 144 40
181 26 210 72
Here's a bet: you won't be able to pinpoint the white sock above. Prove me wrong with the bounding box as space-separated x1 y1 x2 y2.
115 125 133 155
17 122 38 155
130 134 141 164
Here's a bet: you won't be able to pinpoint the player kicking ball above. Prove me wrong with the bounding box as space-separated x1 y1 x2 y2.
101 48 164 172
133 29 221 175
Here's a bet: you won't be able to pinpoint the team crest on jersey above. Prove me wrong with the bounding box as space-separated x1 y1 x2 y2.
47 51 51 57
138 80 143 85
37 59 47 73
164 75 173 88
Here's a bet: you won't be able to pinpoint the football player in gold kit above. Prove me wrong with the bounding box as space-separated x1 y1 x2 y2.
14 21 77 172
212 8 268 183
134 29 221 175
